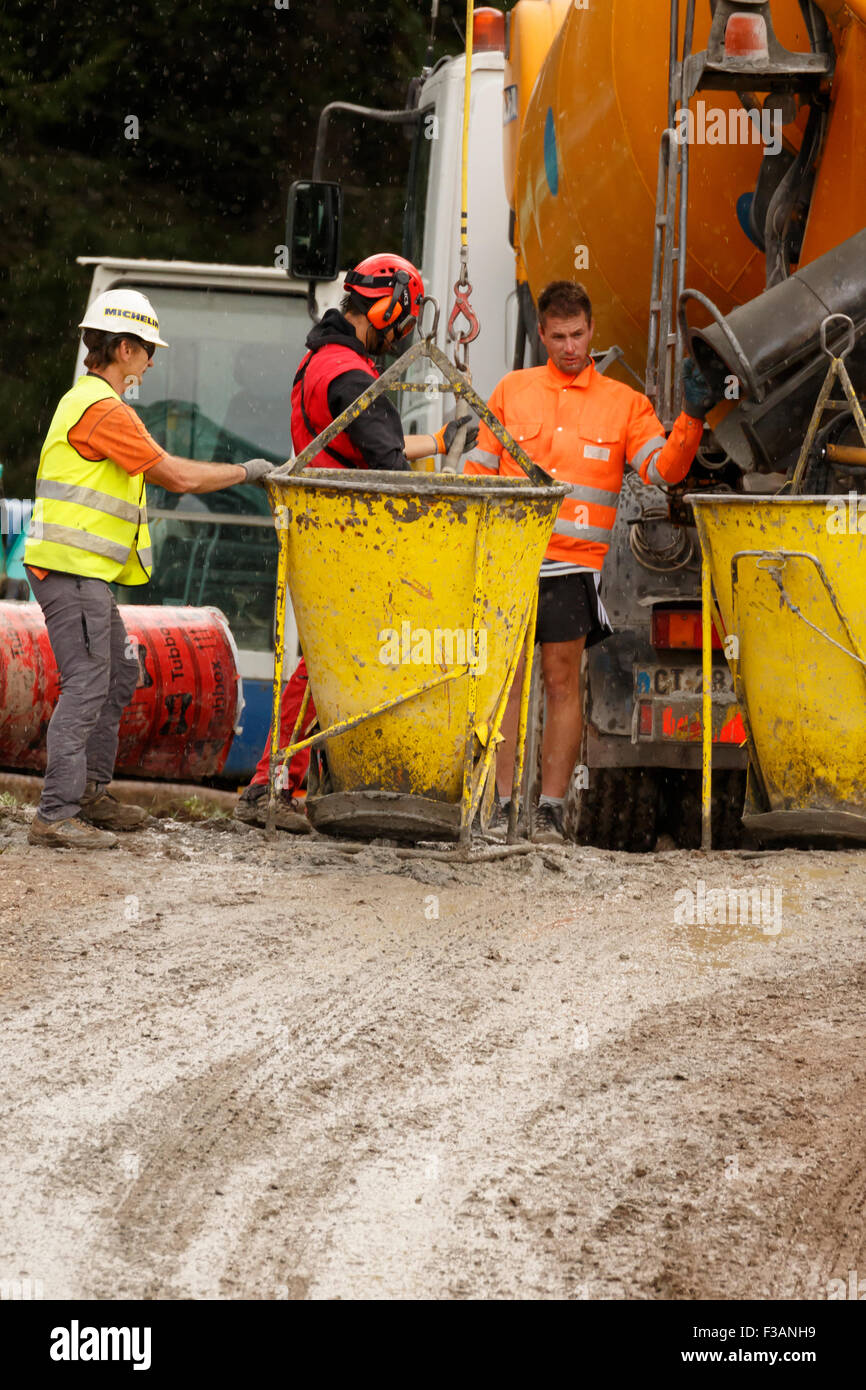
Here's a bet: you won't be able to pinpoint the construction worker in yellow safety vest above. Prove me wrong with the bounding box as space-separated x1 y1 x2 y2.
463 280 717 845
24 288 274 850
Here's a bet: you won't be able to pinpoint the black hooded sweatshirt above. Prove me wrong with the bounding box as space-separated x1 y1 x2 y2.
297 309 410 471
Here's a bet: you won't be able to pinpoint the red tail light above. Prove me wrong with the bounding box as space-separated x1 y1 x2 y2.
652 608 723 650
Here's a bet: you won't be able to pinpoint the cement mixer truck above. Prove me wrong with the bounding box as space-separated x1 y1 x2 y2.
501 0 866 847
296 0 866 848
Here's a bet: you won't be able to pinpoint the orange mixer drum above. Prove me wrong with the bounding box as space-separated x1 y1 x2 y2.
515 0 819 375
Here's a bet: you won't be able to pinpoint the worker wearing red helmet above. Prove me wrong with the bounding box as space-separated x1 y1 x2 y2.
293 254 432 470
234 253 479 829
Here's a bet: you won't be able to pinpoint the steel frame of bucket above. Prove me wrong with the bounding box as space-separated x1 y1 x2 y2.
263 320 561 852
696 313 866 849
699 544 776 850
790 315 866 495
699 541 866 849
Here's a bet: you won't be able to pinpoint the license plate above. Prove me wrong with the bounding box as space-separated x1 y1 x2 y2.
636 664 734 697
635 665 745 744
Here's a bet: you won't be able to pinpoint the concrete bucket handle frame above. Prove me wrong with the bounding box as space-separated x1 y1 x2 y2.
266 334 554 489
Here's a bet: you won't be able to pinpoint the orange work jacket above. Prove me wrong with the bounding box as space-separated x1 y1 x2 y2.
463 358 703 571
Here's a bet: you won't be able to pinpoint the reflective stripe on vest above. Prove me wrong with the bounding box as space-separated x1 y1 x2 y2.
554 480 618 547
36 478 142 525
566 482 620 509
35 523 132 563
646 457 667 488
24 374 153 585
554 517 615 544
629 434 667 487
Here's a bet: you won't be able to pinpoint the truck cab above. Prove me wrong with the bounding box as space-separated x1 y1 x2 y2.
396 45 515 438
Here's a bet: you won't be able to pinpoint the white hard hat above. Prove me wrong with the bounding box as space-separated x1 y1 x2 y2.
79 288 169 348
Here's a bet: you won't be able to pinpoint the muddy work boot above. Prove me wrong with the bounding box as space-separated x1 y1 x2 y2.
484 799 513 840
79 781 149 831
233 783 311 834
532 801 565 845
233 783 267 824
28 814 118 850
272 795 312 834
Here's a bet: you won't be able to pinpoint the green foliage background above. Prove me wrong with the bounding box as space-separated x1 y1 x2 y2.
1 0 510 494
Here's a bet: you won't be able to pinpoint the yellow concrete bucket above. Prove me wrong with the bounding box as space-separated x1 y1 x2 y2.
690 494 866 844
268 470 567 840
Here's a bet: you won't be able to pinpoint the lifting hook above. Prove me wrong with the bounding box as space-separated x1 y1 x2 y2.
447 276 480 374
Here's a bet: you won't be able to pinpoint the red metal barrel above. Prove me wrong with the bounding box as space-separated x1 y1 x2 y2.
0 603 241 780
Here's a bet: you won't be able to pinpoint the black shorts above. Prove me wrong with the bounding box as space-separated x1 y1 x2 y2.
534 572 610 647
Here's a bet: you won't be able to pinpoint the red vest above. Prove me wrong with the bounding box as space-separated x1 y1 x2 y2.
291 343 379 469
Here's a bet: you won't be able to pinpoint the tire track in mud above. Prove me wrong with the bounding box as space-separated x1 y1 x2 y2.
108 897 562 1300
58 921 457 1298
197 918 528 1299
741 964 866 1302
557 956 866 1301
286 898 713 1299
804 1133 866 1296
2 843 432 1298
219 883 861 1301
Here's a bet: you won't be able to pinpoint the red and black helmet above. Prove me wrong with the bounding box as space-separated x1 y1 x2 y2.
343 253 425 340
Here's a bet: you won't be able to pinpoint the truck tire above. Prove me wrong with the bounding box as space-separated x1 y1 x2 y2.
569 766 660 852
659 768 748 850
569 766 746 852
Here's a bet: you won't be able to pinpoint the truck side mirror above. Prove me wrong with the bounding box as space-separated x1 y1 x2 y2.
286 181 342 281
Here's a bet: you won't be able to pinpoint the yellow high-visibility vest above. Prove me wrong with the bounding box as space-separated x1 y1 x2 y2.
24 374 153 585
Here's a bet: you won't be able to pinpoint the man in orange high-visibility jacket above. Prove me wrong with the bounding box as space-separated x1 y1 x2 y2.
463 279 716 845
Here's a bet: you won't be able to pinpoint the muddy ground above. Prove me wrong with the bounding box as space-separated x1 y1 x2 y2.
1 794 864 1301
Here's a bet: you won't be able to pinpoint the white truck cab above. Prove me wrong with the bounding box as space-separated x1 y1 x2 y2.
397 49 515 440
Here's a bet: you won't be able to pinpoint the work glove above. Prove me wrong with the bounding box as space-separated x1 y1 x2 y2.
240 458 276 485
681 357 717 419
434 414 479 455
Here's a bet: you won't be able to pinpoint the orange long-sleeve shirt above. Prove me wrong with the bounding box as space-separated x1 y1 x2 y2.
463 358 702 572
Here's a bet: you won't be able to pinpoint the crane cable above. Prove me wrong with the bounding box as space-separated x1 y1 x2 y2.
447 0 480 376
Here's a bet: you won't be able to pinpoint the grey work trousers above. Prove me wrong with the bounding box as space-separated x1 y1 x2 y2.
26 568 140 821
